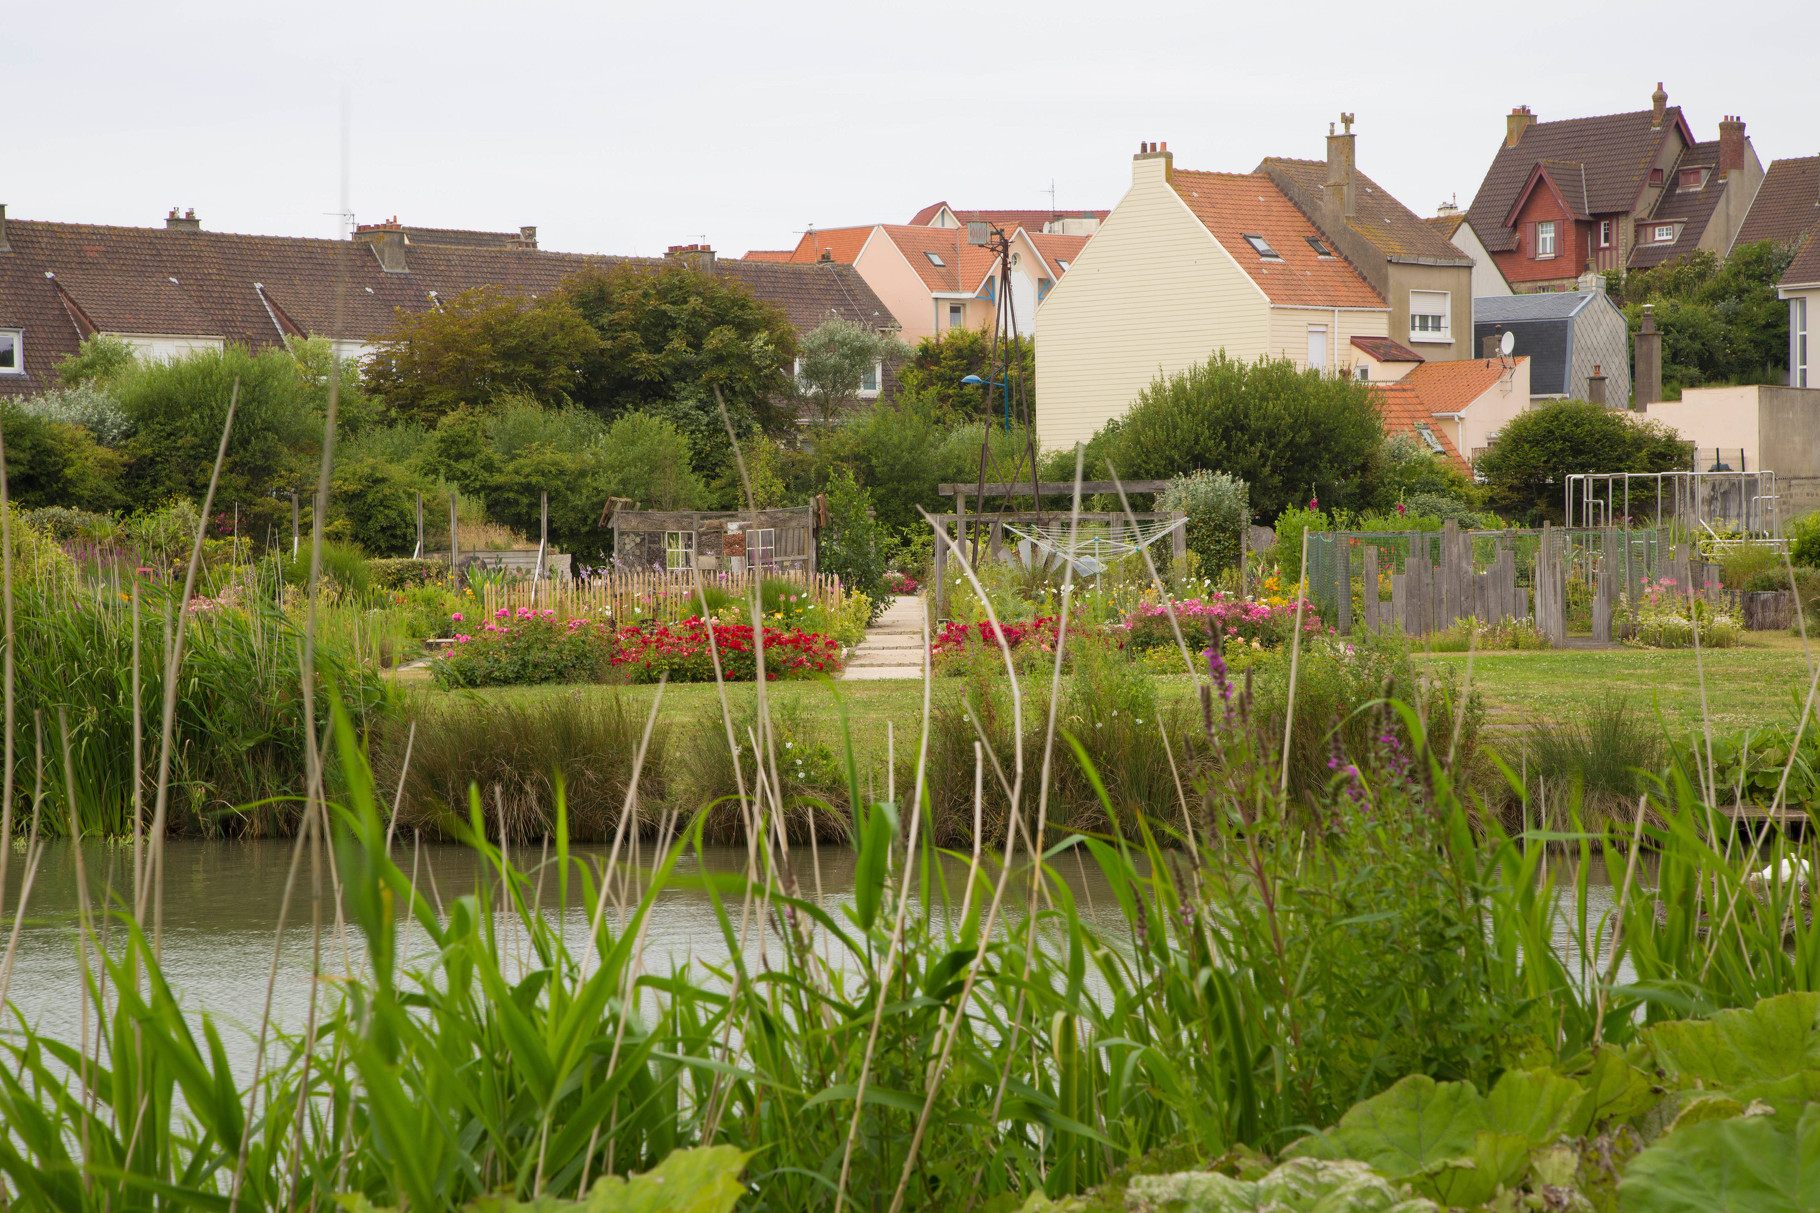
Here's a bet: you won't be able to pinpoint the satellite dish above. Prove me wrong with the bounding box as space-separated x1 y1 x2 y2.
1499 331 1516 357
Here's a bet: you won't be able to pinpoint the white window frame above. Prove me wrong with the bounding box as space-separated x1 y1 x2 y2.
749 528 776 568
0 329 21 375
1306 325 1328 373
1408 290 1451 344
1795 297 1810 389
664 530 694 571
1598 220 1612 248
1535 220 1556 259
858 360 881 396
948 303 963 329
1654 224 1676 244
925 250 945 267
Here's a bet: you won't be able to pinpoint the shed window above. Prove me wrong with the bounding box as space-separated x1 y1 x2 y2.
0 330 20 375
664 531 694 570
749 528 776 568
1409 290 1450 342
1242 233 1281 259
1599 220 1612 248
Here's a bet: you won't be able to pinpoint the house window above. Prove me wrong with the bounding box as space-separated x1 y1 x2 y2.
1354 366 1370 382
1599 220 1613 248
1413 422 1446 455
0 330 20 375
1536 221 1556 258
1306 325 1328 372
859 361 881 394
925 251 946 267
1037 276 1053 300
1305 236 1334 257
1242 233 1281 259
664 531 694 571
1408 290 1450 342
1056 259 1070 272
1649 168 1664 185
748 528 776 568
1678 168 1705 191
948 303 963 328
1796 297 1810 389
1654 224 1676 243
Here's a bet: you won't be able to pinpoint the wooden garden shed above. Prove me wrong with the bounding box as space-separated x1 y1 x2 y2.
607 505 818 574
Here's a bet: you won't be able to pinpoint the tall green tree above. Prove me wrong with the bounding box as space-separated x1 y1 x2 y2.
363 287 602 423
897 327 1034 423
795 316 910 423
1477 399 1687 522
1098 352 1383 523
1611 240 1794 397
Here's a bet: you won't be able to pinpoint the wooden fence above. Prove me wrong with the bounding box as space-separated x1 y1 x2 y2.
478 568 849 627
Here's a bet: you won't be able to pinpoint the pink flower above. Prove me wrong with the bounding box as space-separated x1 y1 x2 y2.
450 612 464 622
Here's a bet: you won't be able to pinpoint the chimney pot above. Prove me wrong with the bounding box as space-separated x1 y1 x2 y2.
1159 141 1166 152
1506 105 1534 147
165 208 201 231
1325 113 1358 219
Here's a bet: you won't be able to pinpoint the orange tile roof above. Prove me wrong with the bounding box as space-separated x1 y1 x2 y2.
781 226 875 265
1167 171 1384 308
1397 357 1526 416
1374 381 1467 469
1027 232 1088 275
875 225 998 293
741 249 796 262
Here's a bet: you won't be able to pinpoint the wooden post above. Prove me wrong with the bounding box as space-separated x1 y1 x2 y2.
290 492 299 558
1440 519 1459 628
1362 544 1379 630
1170 511 1187 571
537 490 549 580
1390 570 1405 632
932 515 948 619
413 491 424 559
1592 528 1614 644
1337 538 1353 636
450 491 461 575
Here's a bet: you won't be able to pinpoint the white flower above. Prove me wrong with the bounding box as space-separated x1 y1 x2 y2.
1136 718 1144 724
785 741 793 749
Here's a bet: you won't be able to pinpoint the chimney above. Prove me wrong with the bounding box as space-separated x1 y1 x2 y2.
165 207 201 231
665 243 716 274
1634 305 1662 409
1482 333 1503 359
1651 82 1668 129
0 203 9 254
1719 116 1746 177
1436 197 1460 218
518 225 538 249
1132 139 1174 185
1506 106 1534 148
1587 364 1608 407
1325 113 1357 219
355 217 409 273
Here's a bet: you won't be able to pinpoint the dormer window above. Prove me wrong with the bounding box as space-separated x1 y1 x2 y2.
1242 234 1280 258
1654 224 1676 243
1678 168 1707 192
1305 236 1334 257
924 251 945 267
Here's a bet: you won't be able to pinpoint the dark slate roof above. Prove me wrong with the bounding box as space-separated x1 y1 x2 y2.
1350 334 1425 362
1474 315 1570 394
1735 155 1820 249
1474 291 1601 322
0 219 895 395
1258 158 1471 264
1467 107 1692 252
1630 142 1732 270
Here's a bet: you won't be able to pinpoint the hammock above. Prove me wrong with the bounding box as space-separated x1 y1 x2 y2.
1001 517 1183 576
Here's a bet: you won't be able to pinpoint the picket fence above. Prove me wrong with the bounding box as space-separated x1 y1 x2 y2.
478 568 848 627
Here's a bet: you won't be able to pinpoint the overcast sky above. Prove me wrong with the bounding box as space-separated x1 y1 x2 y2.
6 0 1816 260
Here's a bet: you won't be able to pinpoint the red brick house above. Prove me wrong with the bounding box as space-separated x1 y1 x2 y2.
1466 84 1763 292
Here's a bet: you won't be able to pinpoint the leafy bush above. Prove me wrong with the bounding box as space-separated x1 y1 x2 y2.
1790 510 1820 568
368 557 449 590
434 609 615 688
1478 400 1687 522
331 456 424 556
276 540 372 596
10 384 133 445
816 468 889 620
1423 614 1551 651
1158 469 1248 573
1623 577 1742 648
1121 594 1318 652
1101 352 1384 523
1400 491 1483 527
19 505 111 543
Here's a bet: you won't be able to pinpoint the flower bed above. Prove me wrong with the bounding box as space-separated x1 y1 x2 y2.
883 571 920 595
1624 578 1742 649
1122 594 1321 651
434 608 616 688
611 618 844 683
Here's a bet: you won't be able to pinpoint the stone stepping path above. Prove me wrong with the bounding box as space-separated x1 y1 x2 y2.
842 595 927 681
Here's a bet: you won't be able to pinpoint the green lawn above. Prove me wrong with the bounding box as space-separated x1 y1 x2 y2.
1416 636 1817 732
396 634 1820 742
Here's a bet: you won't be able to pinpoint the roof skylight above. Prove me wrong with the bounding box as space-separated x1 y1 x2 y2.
1305 236 1333 257
1242 234 1280 259
924 251 946 267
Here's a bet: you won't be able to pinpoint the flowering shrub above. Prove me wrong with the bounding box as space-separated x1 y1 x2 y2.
434 608 616 688
1623 577 1742 649
931 617 1059 656
1122 594 1321 652
612 618 843 682
883 570 920 595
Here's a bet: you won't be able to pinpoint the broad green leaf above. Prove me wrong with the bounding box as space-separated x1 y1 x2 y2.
1646 992 1820 1087
1484 1067 1585 1145
1284 1075 1488 1178
1619 1102 1820 1212
1663 1094 1744 1137
459 1146 750 1213
1124 1158 1438 1212
1411 1132 1529 1207
1569 1045 1659 1134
